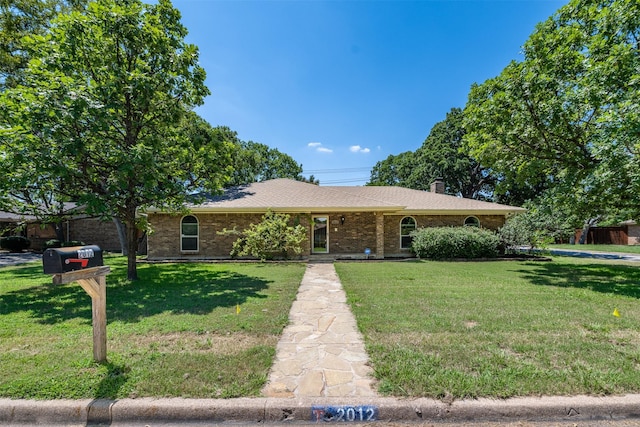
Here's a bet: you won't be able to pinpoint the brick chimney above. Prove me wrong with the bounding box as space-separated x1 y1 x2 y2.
430 178 445 194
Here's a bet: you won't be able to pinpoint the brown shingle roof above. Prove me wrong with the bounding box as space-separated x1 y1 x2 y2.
329 185 524 213
174 179 524 216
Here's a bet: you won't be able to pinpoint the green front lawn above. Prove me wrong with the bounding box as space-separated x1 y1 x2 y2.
0 257 305 399
4 255 640 401
336 258 640 399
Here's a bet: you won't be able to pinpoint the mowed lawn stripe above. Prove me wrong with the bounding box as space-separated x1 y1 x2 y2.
335 258 640 399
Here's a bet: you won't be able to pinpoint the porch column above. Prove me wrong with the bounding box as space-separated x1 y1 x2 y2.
376 212 385 259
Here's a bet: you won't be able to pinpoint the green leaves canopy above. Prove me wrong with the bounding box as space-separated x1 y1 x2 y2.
0 0 86 90
369 108 494 200
463 0 640 223
0 0 228 279
227 139 304 187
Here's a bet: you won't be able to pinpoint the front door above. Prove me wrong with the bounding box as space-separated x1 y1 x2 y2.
313 216 328 253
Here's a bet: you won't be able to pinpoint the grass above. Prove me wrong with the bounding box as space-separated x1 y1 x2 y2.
550 244 640 255
336 258 640 400
0 256 306 399
4 255 640 401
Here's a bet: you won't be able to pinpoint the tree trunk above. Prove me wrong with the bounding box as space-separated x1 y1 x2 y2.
113 217 128 255
54 221 65 242
578 218 598 244
123 212 138 281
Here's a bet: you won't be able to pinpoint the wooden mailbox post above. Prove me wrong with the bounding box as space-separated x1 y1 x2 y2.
43 246 110 363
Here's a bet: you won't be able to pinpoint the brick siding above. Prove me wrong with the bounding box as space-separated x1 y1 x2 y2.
22 218 122 252
316 212 378 255
148 212 312 260
69 218 122 252
384 214 507 257
148 212 507 260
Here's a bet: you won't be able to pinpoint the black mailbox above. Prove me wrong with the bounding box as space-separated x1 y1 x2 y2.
43 245 103 274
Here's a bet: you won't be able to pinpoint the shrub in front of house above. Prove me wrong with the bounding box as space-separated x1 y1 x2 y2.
44 240 86 249
61 240 85 247
411 226 500 259
0 236 31 252
43 239 62 249
223 210 306 261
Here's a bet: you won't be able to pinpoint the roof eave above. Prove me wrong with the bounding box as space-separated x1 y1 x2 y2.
391 208 526 216
146 206 404 214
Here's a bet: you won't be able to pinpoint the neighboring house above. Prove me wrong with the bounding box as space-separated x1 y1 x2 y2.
146 178 525 260
0 210 123 252
574 221 640 245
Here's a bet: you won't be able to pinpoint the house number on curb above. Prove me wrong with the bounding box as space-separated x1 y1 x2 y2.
311 405 378 422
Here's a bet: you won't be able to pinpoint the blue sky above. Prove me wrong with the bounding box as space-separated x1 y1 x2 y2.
172 0 566 186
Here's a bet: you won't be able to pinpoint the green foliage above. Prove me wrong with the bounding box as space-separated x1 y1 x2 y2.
369 108 495 200
463 0 640 222
226 138 304 187
0 0 87 90
499 205 575 252
411 108 494 199
42 239 84 249
43 239 61 249
61 240 85 247
368 151 415 187
411 227 499 259
0 235 31 252
498 214 553 252
226 210 307 261
0 0 229 280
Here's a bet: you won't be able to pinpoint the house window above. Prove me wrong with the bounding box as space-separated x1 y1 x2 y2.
181 215 199 252
464 216 480 227
400 216 416 249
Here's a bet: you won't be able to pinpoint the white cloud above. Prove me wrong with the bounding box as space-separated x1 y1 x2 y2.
308 142 333 153
350 145 371 154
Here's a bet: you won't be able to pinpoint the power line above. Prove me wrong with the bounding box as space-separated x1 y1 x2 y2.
318 177 370 184
303 167 373 174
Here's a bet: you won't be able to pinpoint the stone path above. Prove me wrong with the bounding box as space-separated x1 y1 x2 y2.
262 262 378 398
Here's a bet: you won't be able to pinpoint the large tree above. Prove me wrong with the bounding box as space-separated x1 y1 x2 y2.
368 108 494 199
1 0 87 238
463 0 640 224
368 151 415 188
226 137 305 187
0 0 228 280
409 108 494 199
1 0 86 90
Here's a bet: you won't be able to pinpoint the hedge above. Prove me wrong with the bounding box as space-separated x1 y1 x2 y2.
0 236 31 252
411 226 500 259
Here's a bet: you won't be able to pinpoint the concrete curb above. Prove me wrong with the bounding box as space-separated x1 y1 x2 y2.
2 395 640 425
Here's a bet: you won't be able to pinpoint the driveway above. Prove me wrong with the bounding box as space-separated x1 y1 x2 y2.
526 247 640 262
0 251 41 268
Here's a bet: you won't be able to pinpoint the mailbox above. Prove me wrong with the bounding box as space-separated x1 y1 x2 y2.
43 245 104 274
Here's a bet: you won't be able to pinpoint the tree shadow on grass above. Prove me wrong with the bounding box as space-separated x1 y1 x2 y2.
0 262 44 278
514 261 640 299
0 263 272 324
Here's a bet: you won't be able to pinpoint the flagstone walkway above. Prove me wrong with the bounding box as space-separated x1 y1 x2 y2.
262 262 378 398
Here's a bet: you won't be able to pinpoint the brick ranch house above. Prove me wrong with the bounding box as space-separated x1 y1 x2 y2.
145 178 525 260
0 210 123 252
